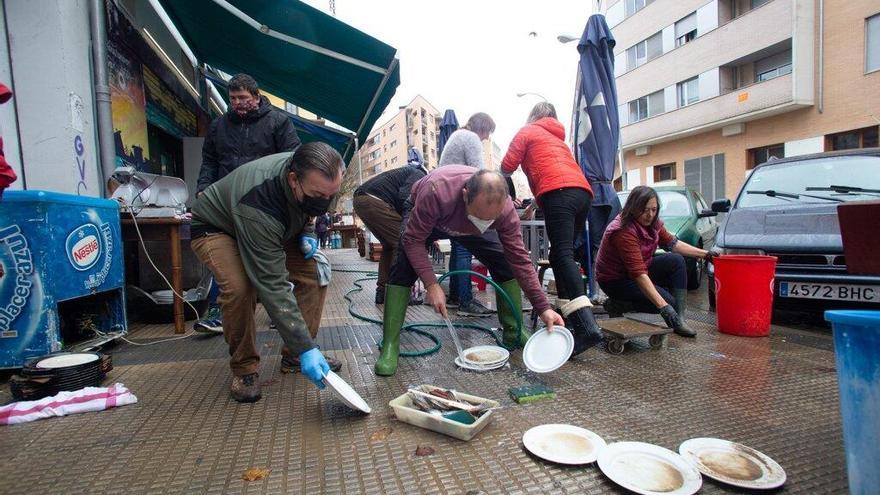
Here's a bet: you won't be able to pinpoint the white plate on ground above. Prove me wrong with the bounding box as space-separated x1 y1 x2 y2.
522 326 574 373
461 345 509 366
598 441 703 495
323 371 371 413
35 353 100 369
454 356 507 371
522 424 607 465
679 438 786 489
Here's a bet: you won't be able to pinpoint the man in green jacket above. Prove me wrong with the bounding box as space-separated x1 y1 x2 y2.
190 142 342 402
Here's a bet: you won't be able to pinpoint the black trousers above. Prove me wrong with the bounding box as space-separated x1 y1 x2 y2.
540 187 592 300
598 253 686 313
388 218 515 288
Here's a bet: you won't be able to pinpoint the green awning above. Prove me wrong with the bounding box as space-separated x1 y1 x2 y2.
157 0 400 145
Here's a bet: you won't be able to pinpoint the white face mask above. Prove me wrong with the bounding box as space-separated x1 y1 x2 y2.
468 215 495 234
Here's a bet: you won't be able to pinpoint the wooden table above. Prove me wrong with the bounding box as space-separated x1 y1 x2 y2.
121 216 191 334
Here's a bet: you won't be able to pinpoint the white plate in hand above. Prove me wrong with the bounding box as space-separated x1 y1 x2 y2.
522 326 574 373
679 438 786 489
522 424 607 465
598 441 702 495
323 370 371 413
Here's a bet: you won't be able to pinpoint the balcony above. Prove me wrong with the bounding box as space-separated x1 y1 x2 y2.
616 0 809 104
621 73 811 149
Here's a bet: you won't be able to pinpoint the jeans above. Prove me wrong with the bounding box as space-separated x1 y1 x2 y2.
448 240 474 304
206 272 220 308
540 188 592 300
598 253 686 313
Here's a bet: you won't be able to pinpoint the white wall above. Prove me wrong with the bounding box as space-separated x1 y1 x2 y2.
606 1 625 28
661 25 676 53
664 85 677 113
5 0 102 196
784 136 823 156
0 3 22 189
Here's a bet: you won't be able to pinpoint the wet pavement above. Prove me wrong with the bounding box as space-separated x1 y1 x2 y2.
0 249 847 494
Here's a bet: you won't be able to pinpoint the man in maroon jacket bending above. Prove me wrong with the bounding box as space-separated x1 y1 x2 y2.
375 166 565 376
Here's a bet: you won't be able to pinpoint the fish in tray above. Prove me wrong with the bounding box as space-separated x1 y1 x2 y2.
406 387 496 417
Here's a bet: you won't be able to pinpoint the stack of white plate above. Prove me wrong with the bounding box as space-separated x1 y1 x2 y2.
455 345 509 371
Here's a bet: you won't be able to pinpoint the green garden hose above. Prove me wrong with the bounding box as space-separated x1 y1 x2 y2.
335 268 524 357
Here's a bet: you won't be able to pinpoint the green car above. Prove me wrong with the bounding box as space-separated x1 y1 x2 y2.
617 186 718 289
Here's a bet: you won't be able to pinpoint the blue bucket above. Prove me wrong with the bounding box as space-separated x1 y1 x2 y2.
825 310 880 495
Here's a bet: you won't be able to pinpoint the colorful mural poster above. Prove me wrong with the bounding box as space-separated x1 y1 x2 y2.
107 40 149 170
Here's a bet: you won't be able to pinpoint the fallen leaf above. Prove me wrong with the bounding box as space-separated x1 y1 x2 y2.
414 445 435 457
369 426 393 442
241 467 271 481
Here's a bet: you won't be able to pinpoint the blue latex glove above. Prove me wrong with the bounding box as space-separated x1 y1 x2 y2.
299 235 318 260
299 348 330 389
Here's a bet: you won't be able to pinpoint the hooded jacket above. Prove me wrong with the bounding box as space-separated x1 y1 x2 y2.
197 95 301 192
501 117 592 204
355 164 427 215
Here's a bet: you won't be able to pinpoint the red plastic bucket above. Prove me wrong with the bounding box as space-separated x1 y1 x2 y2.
713 255 778 336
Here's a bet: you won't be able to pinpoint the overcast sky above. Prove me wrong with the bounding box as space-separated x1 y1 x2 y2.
302 0 598 153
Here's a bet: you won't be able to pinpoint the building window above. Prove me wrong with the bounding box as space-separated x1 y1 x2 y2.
751 0 771 8
389 123 396 132
625 0 654 17
677 77 700 107
826 126 880 151
628 90 665 123
369 149 382 161
755 49 792 82
748 143 785 169
391 156 398 164
368 134 381 147
653 163 676 182
373 164 382 174
675 13 697 47
868 14 880 73
390 140 397 147
626 31 663 70
684 154 725 202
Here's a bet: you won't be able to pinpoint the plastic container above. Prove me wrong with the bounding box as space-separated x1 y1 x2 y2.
713 255 777 336
389 385 499 441
824 310 880 495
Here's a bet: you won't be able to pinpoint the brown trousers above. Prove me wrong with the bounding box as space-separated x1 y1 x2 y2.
353 194 403 292
191 233 327 376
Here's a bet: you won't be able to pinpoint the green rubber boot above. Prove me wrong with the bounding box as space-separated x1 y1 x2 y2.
375 284 411 376
496 279 530 350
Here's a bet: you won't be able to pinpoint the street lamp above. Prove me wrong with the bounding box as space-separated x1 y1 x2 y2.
516 92 548 101
556 34 579 44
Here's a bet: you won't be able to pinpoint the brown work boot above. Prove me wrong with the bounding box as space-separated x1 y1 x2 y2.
280 353 343 374
230 373 262 403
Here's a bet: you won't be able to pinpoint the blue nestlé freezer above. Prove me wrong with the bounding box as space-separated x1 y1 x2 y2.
0 190 126 368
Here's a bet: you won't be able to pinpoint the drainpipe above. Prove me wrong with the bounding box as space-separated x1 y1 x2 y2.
89 0 115 195
817 0 824 113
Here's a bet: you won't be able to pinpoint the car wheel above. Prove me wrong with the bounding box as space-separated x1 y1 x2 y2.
686 257 702 290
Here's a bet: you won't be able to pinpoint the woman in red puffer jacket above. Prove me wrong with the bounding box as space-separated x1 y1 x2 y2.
501 102 601 358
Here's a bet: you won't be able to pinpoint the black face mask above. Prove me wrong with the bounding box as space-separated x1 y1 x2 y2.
297 181 332 216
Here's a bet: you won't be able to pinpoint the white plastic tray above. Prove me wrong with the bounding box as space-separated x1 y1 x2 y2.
389 385 499 441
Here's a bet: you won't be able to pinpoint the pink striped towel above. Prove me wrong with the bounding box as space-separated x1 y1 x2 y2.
1 383 138 425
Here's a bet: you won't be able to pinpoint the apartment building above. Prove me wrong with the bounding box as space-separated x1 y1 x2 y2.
608 0 880 202
355 95 441 184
